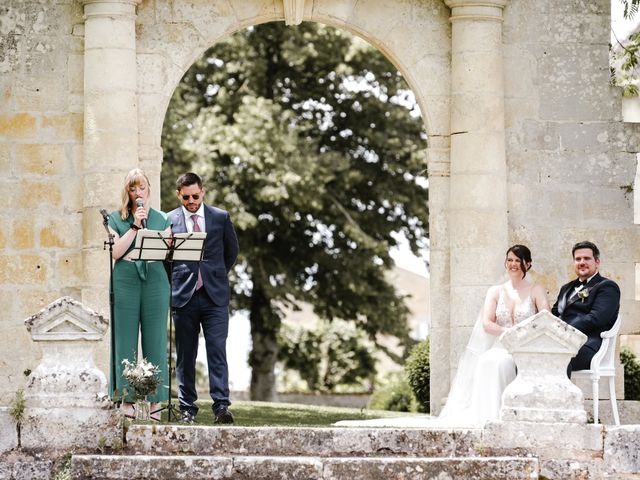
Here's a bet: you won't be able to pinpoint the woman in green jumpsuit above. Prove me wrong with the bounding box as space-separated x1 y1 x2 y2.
107 168 171 420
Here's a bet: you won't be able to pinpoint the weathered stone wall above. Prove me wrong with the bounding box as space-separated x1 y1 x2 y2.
502 0 640 333
0 0 91 404
0 0 638 412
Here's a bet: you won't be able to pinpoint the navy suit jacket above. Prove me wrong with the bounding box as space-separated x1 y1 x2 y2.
551 272 620 353
168 204 239 309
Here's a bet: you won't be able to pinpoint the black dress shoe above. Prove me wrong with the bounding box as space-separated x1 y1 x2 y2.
214 407 234 424
180 411 196 424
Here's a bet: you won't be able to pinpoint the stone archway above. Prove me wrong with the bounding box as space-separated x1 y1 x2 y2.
80 0 512 412
2 0 636 411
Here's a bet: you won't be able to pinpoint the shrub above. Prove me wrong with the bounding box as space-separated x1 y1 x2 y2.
405 340 430 413
367 377 416 412
621 346 640 400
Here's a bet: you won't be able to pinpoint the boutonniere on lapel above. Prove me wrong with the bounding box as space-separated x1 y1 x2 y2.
577 287 590 303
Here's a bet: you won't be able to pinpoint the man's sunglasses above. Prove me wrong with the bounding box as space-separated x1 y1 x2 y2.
181 194 200 200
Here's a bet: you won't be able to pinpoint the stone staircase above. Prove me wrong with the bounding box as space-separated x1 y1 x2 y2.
71 425 539 479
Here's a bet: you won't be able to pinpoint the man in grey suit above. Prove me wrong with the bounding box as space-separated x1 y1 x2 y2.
168 172 239 424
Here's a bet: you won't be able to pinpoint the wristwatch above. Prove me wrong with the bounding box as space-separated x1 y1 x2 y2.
130 223 141 231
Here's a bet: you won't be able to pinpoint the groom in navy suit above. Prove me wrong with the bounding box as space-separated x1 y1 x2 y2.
552 241 620 376
169 172 239 424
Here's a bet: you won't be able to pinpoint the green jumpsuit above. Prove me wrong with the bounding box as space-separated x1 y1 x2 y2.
108 208 171 403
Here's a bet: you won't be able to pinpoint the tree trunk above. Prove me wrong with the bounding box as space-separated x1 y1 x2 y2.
248 287 280 401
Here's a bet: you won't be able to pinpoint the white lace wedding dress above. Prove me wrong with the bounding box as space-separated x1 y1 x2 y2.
335 288 538 428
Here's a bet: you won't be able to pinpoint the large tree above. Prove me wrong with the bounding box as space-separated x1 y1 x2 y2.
161 22 428 400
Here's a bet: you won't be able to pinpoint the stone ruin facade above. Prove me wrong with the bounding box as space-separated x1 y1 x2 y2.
0 0 639 413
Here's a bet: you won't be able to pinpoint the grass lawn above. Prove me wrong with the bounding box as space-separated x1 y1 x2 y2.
146 400 424 427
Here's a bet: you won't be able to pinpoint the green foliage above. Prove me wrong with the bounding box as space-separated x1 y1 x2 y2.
278 320 376 392
162 22 428 398
621 0 640 19
51 452 72 480
9 388 25 424
367 376 416 412
612 1 640 96
621 346 640 400
405 340 430 413
97 436 107 454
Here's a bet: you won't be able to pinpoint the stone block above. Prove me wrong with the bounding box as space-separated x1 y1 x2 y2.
448 285 488 327
15 144 66 175
84 17 135 50
67 53 83 94
484 421 603 456
84 50 137 92
157 1 237 44
450 173 508 211
538 458 594 480
0 143 11 176
83 132 138 171
448 211 507 250
234 456 323 478
138 92 172 147
11 219 35 249
449 131 507 173
11 181 61 209
311 0 357 26
41 114 83 143
7 460 52 480
136 22 206 74
40 216 82 249
55 252 83 288
0 408 17 453
352 0 415 39
534 0 608 15
422 94 451 136
81 173 128 210
0 254 48 284
0 113 37 141
13 75 67 112
557 122 619 153
323 457 539 480
388 30 450 72
137 54 169 95
604 425 640 473
72 455 232 479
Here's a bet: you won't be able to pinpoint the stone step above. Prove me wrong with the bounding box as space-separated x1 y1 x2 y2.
71 454 539 480
126 425 484 458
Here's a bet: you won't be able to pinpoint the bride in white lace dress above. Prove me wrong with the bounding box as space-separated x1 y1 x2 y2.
336 244 549 428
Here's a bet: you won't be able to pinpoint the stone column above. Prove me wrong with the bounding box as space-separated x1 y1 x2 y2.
81 0 141 314
427 137 451 413
443 0 509 391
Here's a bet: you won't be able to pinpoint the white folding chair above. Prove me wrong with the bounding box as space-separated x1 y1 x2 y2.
572 314 622 425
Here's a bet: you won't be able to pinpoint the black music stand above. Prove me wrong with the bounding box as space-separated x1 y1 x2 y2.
131 230 206 422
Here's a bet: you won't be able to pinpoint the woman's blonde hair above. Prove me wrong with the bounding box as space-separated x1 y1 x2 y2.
119 168 151 220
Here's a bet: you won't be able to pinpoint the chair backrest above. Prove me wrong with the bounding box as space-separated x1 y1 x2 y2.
589 314 622 372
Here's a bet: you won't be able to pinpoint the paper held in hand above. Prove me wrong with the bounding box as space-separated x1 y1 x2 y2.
130 230 207 261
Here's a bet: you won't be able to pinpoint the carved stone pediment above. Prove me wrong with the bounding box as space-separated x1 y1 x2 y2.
499 309 588 424
24 296 107 341
501 309 587 355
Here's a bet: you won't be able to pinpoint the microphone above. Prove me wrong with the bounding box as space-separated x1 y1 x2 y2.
135 197 147 229
99 209 110 223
